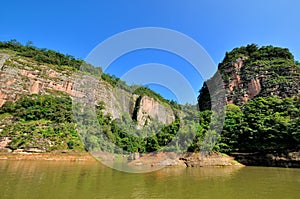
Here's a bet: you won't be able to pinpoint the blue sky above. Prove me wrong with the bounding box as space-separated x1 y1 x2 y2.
1 0 300 103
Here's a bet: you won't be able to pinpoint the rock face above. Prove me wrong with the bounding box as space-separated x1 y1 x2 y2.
198 47 300 109
223 58 263 105
0 60 84 106
0 137 12 152
0 53 9 71
136 96 175 127
0 52 175 126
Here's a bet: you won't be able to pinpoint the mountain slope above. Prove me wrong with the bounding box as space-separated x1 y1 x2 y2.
198 44 300 153
0 41 179 153
198 44 300 109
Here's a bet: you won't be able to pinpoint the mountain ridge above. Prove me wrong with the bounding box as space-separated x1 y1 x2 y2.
0 42 299 168
197 44 299 155
0 41 180 153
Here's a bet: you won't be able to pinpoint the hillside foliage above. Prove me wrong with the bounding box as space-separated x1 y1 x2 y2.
0 42 299 154
0 40 83 70
198 44 300 152
0 94 84 151
219 96 300 152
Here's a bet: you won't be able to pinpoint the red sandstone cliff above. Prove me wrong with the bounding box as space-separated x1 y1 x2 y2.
0 52 175 126
198 53 300 110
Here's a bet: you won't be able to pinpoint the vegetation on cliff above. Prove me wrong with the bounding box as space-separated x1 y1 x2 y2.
0 40 179 108
0 40 183 153
220 95 300 152
198 44 300 153
1 41 299 156
84 101 181 153
0 40 83 70
0 93 84 151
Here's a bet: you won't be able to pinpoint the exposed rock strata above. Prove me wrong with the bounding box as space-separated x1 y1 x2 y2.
0 53 175 126
198 56 300 109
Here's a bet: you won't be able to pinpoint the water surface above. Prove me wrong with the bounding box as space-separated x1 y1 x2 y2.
0 160 299 199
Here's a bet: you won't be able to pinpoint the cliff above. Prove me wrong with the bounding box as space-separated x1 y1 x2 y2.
198 44 300 109
197 45 300 167
0 51 175 124
0 49 176 152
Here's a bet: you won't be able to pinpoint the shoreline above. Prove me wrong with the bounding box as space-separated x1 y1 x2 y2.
127 151 244 167
0 151 96 161
1 151 299 168
230 151 300 168
0 151 243 167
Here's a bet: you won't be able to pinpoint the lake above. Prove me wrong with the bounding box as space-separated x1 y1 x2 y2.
0 160 299 199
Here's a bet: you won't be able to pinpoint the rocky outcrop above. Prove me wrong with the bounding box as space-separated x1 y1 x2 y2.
128 152 243 167
136 96 175 127
179 152 243 167
0 53 10 71
223 58 262 105
0 58 85 107
222 58 264 104
0 137 12 152
230 151 300 168
0 53 175 125
198 54 300 109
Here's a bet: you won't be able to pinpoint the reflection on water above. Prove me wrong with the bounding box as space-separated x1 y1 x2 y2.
0 160 299 199
147 166 242 180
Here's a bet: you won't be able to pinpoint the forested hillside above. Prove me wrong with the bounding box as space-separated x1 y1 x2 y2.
198 44 300 153
0 41 299 157
0 40 183 154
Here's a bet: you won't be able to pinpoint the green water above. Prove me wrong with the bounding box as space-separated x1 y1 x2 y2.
0 160 299 199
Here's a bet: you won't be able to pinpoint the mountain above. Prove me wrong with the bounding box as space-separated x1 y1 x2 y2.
1 41 299 168
0 40 180 153
198 44 300 154
198 44 300 109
